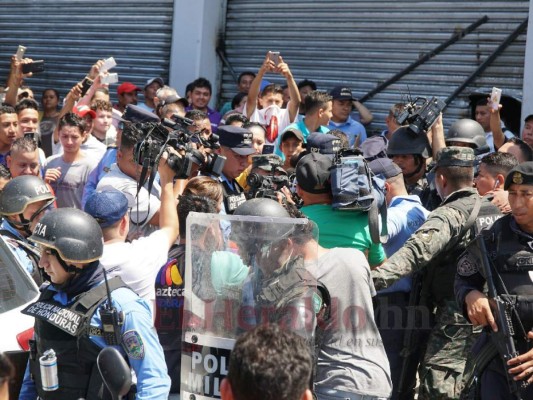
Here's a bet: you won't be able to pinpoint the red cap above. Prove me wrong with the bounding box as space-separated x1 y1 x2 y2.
117 82 141 95
73 105 96 119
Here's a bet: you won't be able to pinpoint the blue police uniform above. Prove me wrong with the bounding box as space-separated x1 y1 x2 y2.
0 219 37 275
19 264 170 400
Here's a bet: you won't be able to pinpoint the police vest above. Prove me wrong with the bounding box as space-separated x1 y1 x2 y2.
221 180 246 214
22 277 128 400
485 215 533 328
424 190 502 306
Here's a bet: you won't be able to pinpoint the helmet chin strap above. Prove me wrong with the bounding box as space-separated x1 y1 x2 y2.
50 249 80 274
402 155 425 180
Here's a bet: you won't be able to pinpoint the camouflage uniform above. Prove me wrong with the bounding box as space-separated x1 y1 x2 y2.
373 147 502 400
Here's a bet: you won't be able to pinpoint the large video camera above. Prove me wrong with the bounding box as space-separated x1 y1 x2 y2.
246 154 303 206
247 173 290 201
133 114 226 182
396 96 446 135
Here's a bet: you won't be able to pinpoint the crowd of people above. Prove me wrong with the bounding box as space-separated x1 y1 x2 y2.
0 49 532 400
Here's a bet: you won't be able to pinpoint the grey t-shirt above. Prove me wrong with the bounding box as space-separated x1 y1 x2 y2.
310 247 392 397
45 154 96 209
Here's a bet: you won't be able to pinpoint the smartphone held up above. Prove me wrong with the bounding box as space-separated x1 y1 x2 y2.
269 51 281 65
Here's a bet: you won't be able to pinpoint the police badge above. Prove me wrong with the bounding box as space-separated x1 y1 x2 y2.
512 171 524 185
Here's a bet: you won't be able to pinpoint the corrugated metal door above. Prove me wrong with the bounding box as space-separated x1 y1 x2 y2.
0 0 174 103
221 0 529 134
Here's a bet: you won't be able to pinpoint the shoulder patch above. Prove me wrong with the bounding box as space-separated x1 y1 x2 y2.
122 330 145 360
312 292 323 314
457 252 478 277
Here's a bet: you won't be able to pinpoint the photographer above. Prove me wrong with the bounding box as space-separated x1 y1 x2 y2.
84 146 180 315
96 121 184 240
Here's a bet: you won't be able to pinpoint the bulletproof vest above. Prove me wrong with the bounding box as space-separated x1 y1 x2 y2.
221 179 246 214
487 217 533 326
23 277 128 400
406 175 441 212
425 190 502 306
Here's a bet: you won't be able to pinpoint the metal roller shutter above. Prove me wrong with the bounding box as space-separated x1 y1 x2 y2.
0 0 174 103
221 0 529 134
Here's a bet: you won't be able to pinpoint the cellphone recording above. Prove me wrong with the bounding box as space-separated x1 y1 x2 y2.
21 60 45 74
100 73 119 85
100 57 117 73
80 77 94 97
16 45 26 61
491 87 502 111
269 51 281 65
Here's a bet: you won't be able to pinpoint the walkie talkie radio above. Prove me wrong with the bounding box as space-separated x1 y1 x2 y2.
100 269 124 345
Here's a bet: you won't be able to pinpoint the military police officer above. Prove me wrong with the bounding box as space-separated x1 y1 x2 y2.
214 125 256 214
456 162 533 399
19 208 170 399
373 147 502 399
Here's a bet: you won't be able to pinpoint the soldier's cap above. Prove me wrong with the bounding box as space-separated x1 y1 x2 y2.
504 162 533 190
306 132 341 155
369 158 402 179
84 190 129 228
295 152 332 194
435 146 475 169
218 125 256 156
251 154 284 172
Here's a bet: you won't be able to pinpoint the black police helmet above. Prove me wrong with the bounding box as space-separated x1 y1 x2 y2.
30 208 104 264
231 199 294 251
387 126 431 158
446 119 488 152
0 175 55 216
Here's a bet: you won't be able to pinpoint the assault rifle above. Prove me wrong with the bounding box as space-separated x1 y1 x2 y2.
477 235 524 400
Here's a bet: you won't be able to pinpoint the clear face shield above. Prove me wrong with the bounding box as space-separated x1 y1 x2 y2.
181 212 319 399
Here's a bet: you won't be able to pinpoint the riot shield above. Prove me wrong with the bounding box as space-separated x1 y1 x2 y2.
181 211 319 400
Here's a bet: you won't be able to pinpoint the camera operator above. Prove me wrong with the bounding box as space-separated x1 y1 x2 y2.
84 147 179 316
387 114 445 211
295 152 386 268
96 121 184 240
212 125 256 214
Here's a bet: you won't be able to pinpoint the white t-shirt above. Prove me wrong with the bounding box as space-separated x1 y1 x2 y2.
245 104 296 147
96 163 161 240
100 230 169 314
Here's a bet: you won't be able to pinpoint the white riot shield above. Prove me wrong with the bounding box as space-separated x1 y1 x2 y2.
180 212 319 400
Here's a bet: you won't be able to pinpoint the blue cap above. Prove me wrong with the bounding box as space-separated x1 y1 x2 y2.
306 132 341 155
84 190 129 228
218 125 256 156
369 158 402 179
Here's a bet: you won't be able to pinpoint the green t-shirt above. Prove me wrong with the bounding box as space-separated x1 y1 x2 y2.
301 204 386 267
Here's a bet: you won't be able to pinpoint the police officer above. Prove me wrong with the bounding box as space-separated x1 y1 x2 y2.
0 175 55 282
445 119 490 157
231 198 323 341
456 162 533 399
373 147 502 400
214 125 256 214
19 208 170 399
387 126 441 211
